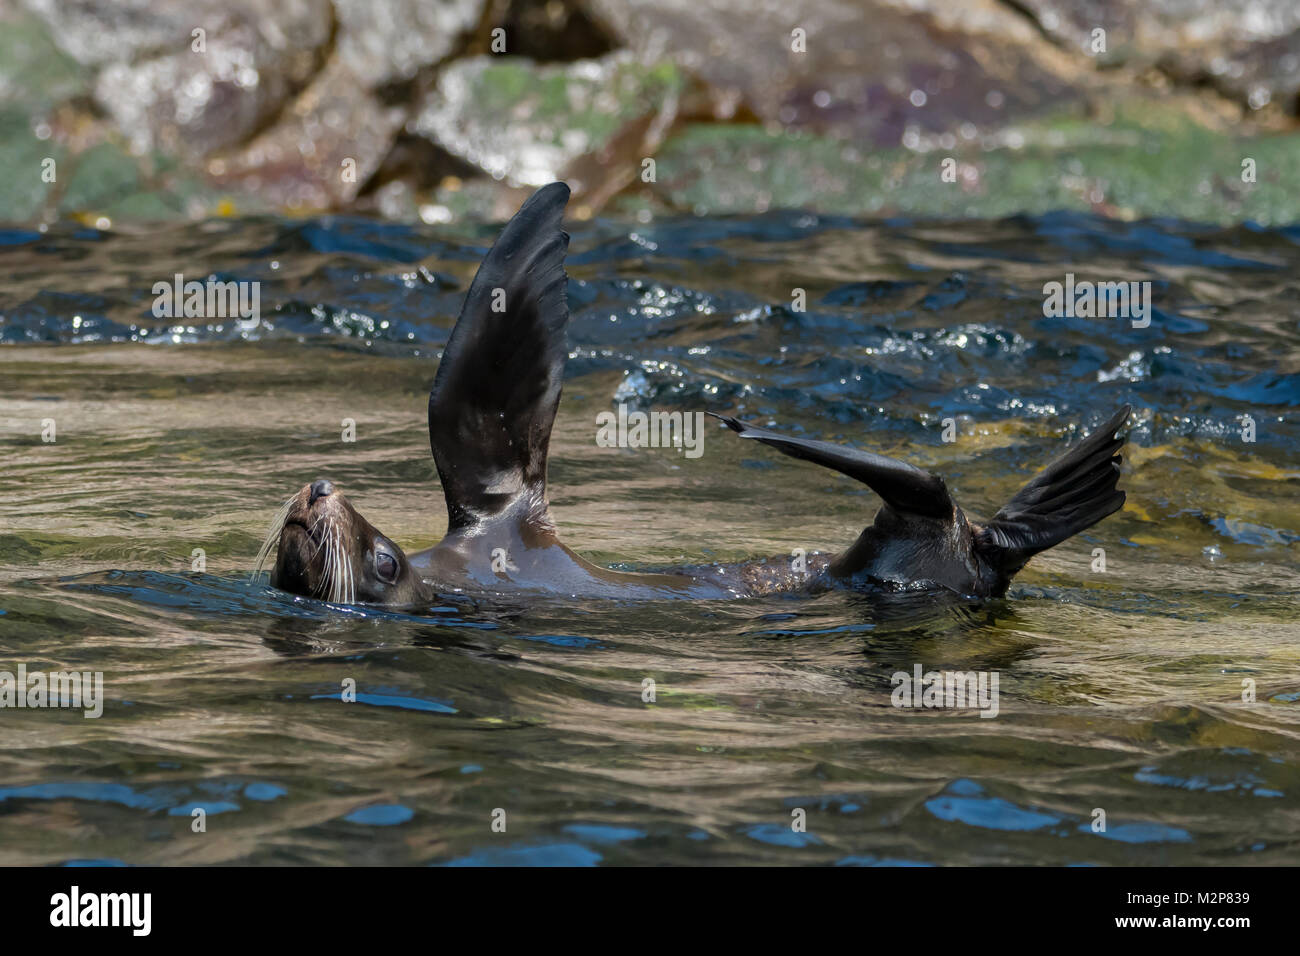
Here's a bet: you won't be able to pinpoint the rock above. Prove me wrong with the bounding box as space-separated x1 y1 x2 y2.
582 0 1080 148
86 0 331 159
0 6 273 223
1004 0 1143 63
490 0 618 62
1015 0 1300 113
644 102 1300 225
410 52 686 192
0 5 90 112
66 0 484 208
20 0 213 66
1159 30 1300 117
332 0 483 86
1015 0 1300 59
56 142 142 215
199 0 483 209
206 56 406 209
0 108 63 222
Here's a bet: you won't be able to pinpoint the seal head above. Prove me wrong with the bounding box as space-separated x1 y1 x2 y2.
260 478 430 606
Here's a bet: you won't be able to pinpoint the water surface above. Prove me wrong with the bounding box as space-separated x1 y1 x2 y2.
1 211 1298 865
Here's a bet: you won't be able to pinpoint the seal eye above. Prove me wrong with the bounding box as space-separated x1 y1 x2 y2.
374 549 398 584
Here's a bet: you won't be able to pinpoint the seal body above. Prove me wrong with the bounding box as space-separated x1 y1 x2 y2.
262 183 1131 608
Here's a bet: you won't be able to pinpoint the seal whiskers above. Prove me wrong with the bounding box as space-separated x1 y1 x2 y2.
339 526 355 604
318 523 338 602
252 496 296 581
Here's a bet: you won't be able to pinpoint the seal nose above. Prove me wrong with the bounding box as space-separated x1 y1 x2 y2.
309 479 334 505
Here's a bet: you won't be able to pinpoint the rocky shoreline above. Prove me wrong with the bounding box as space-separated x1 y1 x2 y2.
2 0 1297 225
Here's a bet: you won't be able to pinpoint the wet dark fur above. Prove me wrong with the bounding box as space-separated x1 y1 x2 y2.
261 183 1131 607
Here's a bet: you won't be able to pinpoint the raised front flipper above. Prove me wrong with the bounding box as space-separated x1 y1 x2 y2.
428 182 571 532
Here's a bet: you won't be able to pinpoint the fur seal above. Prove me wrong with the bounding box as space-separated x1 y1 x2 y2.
256 182 1131 607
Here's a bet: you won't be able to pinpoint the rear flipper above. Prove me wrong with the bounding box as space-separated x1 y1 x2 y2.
708 413 954 518
973 404 1131 582
711 406 1131 596
710 412 969 590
